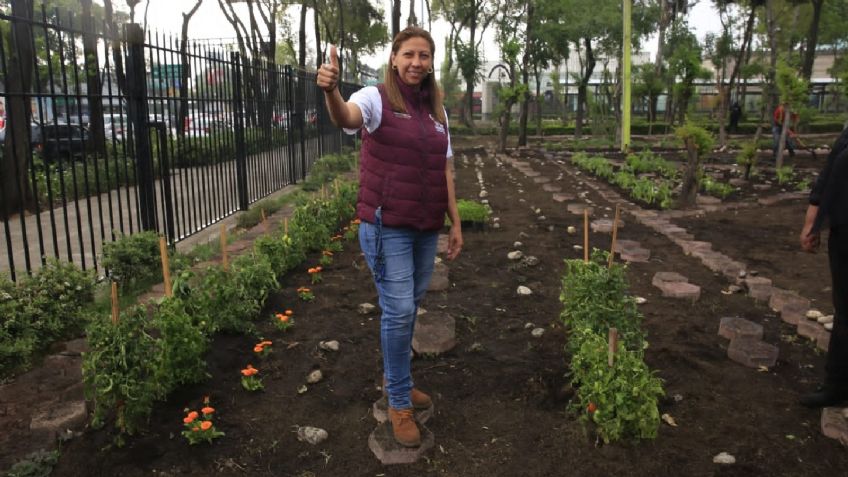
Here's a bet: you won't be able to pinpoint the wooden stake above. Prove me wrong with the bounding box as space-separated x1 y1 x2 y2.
110 282 119 324
334 178 340 196
608 327 618 367
583 209 589 263
261 209 268 233
321 184 326 200
159 236 172 297
608 205 621 269
221 224 229 271
284 217 289 236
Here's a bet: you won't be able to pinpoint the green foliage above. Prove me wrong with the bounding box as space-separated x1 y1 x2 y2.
573 153 673 208
83 306 159 437
456 199 490 223
624 150 678 178
674 123 714 156
300 150 358 192
151 297 209 393
736 141 758 178
571 152 614 179
0 275 33 377
102 231 161 288
776 165 795 185
570 329 664 443
5 449 60 477
701 176 734 199
19 259 95 341
775 60 809 108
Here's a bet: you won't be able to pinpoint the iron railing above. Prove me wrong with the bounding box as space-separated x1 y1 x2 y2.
0 5 357 280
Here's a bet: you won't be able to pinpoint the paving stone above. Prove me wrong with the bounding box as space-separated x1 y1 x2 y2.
660 225 689 235
696 195 722 205
542 184 562 192
614 240 642 252
590 218 625 233
369 421 434 464
428 262 449 292
718 317 764 341
533 177 551 184
746 284 774 302
780 302 807 325
651 271 689 287
656 281 701 301
412 312 456 355
729 178 747 187
620 248 651 263
817 330 831 352
821 407 848 445
679 240 713 256
437 234 449 255
372 396 433 424
798 319 829 343
523 170 541 177
769 289 811 314
566 203 594 215
552 193 575 202
727 337 779 368
719 260 747 281
29 401 87 439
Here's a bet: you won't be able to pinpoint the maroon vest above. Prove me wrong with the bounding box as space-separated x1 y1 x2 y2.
356 81 449 231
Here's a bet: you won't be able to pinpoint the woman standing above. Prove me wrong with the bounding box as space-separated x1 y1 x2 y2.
317 27 463 447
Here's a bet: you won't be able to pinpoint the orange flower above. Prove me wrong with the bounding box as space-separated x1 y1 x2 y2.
187 411 199 420
353 219 361 224
308 268 317 274
241 366 258 377
201 407 215 415
253 345 264 353
275 313 285 320
200 421 213 431
285 310 293 316
260 340 272 346
316 266 322 272
192 427 200 432
183 415 195 424
279 315 289 323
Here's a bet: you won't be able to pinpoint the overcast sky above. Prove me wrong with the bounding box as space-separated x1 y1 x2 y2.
104 0 723 70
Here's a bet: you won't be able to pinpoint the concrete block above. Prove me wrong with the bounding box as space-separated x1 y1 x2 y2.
552 193 575 202
543 184 562 192
769 289 811 314
567 204 594 215
780 302 807 325
621 248 651 263
652 271 689 287
368 421 434 464
718 317 764 341
590 218 625 234
412 312 456 355
817 330 831 352
372 396 433 424
821 407 848 445
727 337 779 368
657 281 701 301
798 319 827 342
428 262 449 292
532 176 551 184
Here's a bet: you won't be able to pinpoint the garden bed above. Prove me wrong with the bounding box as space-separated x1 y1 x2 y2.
4 138 847 476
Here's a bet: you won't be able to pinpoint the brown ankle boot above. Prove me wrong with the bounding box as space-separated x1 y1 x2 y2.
388 407 421 447
383 378 433 409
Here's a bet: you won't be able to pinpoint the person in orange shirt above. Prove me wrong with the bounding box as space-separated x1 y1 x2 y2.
773 101 799 159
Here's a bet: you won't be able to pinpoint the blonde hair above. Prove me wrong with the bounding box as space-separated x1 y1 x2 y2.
384 26 446 125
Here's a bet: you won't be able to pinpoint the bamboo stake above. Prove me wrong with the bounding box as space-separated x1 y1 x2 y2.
159 236 172 297
334 178 340 196
321 184 326 200
608 205 621 269
608 327 618 367
110 282 119 324
221 224 229 271
284 217 289 236
583 209 589 263
261 208 268 233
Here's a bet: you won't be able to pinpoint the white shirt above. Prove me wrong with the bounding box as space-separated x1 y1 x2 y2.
343 86 453 158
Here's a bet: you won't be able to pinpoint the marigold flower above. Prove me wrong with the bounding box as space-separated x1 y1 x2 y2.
275 313 285 320
200 421 213 431
285 310 293 316
316 266 322 272
187 411 199 420
241 366 258 376
183 416 195 424
201 407 215 415
279 315 289 323
308 268 317 274
260 340 272 346
253 345 264 353
192 427 200 432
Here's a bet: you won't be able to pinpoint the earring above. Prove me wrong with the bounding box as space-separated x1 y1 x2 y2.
427 67 434 74
392 64 398 70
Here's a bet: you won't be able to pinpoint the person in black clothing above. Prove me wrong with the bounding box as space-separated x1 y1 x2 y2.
728 101 742 133
799 127 848 408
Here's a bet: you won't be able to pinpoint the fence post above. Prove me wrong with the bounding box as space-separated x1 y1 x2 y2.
124 24 157 231
231 52 249 211
283 65 297 184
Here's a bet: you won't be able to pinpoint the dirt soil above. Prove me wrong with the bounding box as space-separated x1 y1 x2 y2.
29 138 848 476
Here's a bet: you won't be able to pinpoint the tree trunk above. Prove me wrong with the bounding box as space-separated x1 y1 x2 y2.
776 105 792 168
463 14 478 130
535 68 542 139
298 3 307 70
392 0 401 38
81 0 105 153
313 2 322 69
1 0 35 213
801 0 824 83
677 137 700 208
765 0 778 127
103 0 127 95
575 37 595 138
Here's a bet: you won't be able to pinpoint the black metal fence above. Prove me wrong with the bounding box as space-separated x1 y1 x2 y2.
0 5 357 281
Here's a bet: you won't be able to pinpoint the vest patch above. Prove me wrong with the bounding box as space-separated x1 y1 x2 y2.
392 111 412 119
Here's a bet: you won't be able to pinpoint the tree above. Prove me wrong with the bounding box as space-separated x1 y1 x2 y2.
177 0 203 137
675 123 714 208
81 0 105 152
665 21 709 124
774 60 808 168
633 64 664 133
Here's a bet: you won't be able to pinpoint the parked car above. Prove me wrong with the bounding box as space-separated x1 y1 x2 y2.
99 114 130 141
31 123 89 161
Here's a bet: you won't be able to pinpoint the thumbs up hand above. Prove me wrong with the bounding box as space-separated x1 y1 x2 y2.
317 45 339 93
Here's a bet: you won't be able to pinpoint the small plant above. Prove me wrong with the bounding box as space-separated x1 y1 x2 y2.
796 177 812 192
344 219 361 241
5 449 60 477
273 310 294 332
253 340 273 358
776 165 795 185
297 287 315 301
319 250 334 266
456 199 491 223
101 230 160 288
181 397 225 445
240 364 263 391
327 237 344 253
736 141 758 180
308 266 323 284
701 177 734 199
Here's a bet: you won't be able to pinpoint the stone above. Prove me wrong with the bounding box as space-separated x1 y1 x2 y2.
817 315 834 325
522 256 540 267
531 328 545 338
818 331 831 351
718 317 764 341
806 309 824 320
552 193 575 202
296 426 329 445
319 340 339 352
727 337 779 368
372 396 433 424
507 251 524 260
798 319 827 342
567 204 594 215
821 407 848 445
769 289 810 314
590 218 625 233
825 323 834 331
713 452 736 465
634 297 647 305
567 226 577 235
479 190 489 198
513 241 523 248
543 184 562 192
679 240 713 256
359 303 377 315
306 369 323 384
533 177 551 184
613 240 641 252
621 248 651 263
517 286 533 296
780 302 807 325
428 262 449 292
523 170 541 177
656 281 701 301
745 277 774 302
29 401 87 439
412 312 456 355
652 272 689 287
368 421 435 465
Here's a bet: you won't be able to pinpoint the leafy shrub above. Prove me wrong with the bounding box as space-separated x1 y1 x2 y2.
624 150 678 178
19 259 95 341
571 152 614 179
701 176 734 198
457 199 490 222
776 165 795 185
152 296 209 393
0 275 33 378
102 231 161 288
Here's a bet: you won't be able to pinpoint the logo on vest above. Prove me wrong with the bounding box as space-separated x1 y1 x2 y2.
429 114 446 134
392 111 412 119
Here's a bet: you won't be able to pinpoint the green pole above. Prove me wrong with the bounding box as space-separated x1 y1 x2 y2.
621 0 632 152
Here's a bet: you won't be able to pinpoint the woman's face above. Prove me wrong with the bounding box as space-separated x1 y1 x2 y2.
391 37 432 87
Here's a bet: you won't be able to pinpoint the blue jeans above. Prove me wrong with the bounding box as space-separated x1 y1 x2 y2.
359 209 438 409
772 125 795 158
